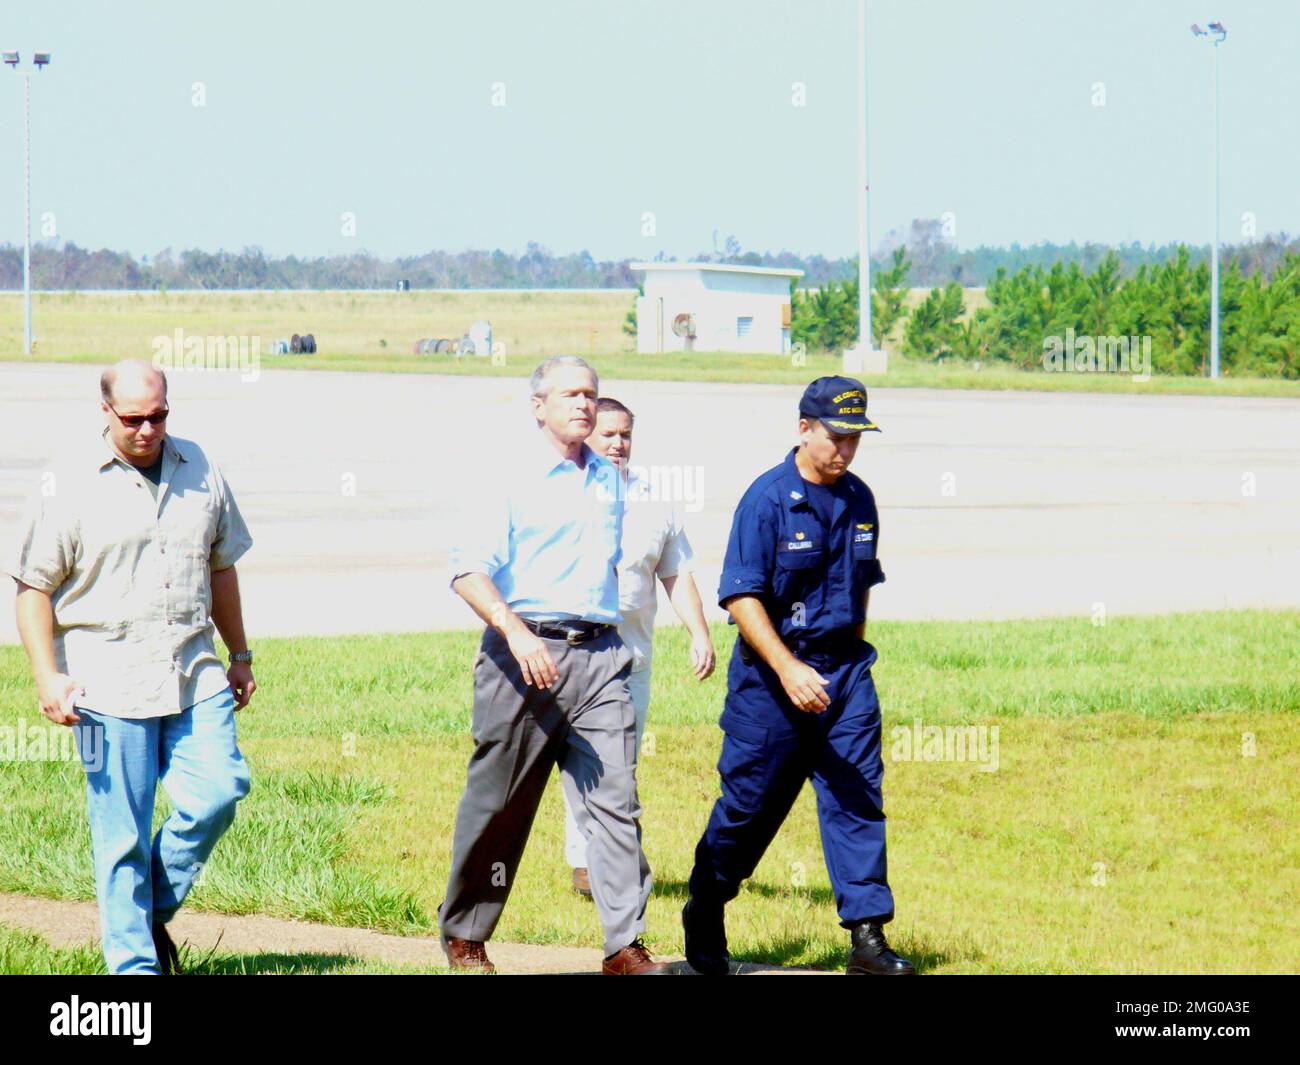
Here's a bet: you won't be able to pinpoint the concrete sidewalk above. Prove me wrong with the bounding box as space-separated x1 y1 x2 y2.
0 892 827 975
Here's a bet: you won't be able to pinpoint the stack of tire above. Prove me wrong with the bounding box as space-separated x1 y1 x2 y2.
289 333 318 354
414 337 474 356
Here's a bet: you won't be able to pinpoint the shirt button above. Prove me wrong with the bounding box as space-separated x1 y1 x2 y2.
734 579 741 584
164 582 170 589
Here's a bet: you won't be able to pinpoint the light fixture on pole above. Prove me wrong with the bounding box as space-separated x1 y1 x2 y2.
844 0 884 374
5 48 51 356
1191 21 1226 379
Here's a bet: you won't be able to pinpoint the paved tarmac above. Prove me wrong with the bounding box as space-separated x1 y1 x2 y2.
2 362 1298 644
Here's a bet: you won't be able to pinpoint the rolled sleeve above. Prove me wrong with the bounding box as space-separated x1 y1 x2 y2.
448 493 509 586
209 465 253 571
655 509 695 581
717 493 778 608
4 489 74 594
867 505 885 589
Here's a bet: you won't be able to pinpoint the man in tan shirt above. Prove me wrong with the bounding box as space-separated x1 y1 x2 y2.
5 359 256 975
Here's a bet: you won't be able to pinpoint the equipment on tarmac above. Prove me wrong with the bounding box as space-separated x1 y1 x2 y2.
415 320 492 358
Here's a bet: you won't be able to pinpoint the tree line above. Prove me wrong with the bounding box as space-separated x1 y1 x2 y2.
0 242 640 291
5 223 1299 291
792 245 1300 378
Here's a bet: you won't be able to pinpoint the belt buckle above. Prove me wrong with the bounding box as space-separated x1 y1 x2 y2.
564 626 584 646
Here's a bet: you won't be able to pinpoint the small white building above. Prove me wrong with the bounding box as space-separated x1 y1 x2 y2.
631 262 803 355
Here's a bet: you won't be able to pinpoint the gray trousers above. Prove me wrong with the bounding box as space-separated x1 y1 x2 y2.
438 625 653 957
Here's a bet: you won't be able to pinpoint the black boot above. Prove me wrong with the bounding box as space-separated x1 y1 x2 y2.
153 921 181 975
847 921 915 975
682 898 730 975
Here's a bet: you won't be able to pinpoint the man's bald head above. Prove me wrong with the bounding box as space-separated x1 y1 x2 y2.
100 360 170 466
100 359 168 405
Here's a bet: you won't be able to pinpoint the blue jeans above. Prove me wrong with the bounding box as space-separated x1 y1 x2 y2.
73 687 251 975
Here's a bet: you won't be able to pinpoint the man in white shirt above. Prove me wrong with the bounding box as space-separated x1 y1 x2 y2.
564 397 715 896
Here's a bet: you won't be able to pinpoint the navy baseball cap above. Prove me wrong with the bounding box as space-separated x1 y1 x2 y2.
798 376 880 434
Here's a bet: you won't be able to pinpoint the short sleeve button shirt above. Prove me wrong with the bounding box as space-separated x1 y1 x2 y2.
4 430 254 719
718 447 884 642
617 471 695 673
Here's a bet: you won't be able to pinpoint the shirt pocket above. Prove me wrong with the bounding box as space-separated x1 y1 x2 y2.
851 536 876 562
773 542 823 602
850 518 877 561
177 545 213 627
776 543 823 570
850 526 882 594
169 492 217 625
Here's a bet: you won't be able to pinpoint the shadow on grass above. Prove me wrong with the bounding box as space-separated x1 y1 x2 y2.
733 930 969 974
654 876 836 907
185 951 366 976
654 877 973 974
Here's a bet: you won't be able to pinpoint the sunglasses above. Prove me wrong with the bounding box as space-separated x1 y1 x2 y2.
110 404 169 429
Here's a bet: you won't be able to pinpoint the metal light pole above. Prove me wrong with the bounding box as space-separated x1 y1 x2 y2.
842 0 873 374
857 0 872 362
845 0 872 374
4 49 50 356
1191 22 1225 378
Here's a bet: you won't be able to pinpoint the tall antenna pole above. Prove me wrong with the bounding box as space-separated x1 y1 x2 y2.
23 71 32 355
1210 33 1222 379
846 0 872 374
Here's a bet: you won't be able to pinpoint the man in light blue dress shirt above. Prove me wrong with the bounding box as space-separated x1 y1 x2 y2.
438 356 669 976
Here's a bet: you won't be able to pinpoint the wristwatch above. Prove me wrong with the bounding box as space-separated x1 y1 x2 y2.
229 650 254 664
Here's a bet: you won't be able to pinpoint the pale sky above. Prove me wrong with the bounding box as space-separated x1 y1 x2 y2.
0 0 1295 261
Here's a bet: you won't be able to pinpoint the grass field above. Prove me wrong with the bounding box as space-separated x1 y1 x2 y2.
2 610 1297 974
4 290 1300 398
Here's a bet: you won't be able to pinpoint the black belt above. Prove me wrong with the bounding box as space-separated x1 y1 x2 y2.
521 619 611 645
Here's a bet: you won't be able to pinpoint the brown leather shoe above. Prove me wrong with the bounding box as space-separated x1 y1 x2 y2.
572 867 593 897
602 939 672 975
443 936 496 974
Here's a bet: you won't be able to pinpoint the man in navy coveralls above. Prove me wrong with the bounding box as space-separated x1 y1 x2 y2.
682 376 915 976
